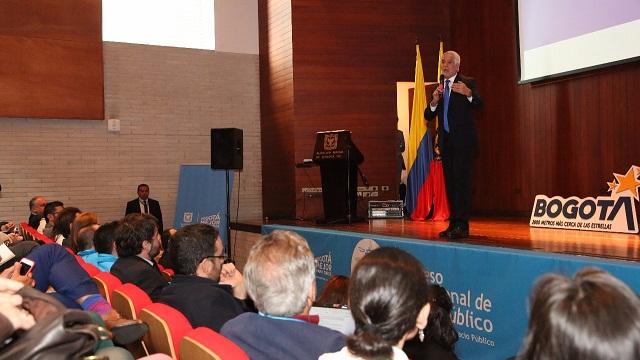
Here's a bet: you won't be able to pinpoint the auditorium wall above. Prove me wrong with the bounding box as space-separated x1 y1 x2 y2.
450 0 640 214
0 42 262 224
260 0 640 219
260 0 450 220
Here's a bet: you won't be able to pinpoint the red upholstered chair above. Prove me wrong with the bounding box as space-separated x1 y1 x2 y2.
180 327 249 360
78 260 100 277
92 272 122 303
111 283 152 320
140 303 193 360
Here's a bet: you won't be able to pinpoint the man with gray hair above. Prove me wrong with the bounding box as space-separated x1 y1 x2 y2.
425 50 483 240
221 230 345 359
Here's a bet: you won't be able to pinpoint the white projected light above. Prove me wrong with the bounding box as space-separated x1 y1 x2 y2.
103 0 215 50
517 0 640 83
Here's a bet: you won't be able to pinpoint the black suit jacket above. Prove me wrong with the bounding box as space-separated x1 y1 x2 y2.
424 74 482 153
156 274 248 331
125 198 163 232
110 256 168 301
28 213 43 230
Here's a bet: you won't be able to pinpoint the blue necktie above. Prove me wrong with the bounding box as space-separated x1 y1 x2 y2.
443 79 450 133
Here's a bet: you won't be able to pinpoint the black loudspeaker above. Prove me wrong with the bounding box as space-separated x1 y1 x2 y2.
211 128 243 170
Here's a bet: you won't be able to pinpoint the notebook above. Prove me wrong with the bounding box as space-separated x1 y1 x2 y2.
310 306 355 335
0 243 16 266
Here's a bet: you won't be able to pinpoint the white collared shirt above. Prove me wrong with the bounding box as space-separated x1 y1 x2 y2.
137 255 154 266
430 73 473 112
139 198 149 214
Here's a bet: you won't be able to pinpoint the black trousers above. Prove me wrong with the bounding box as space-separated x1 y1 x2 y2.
441 133 475 229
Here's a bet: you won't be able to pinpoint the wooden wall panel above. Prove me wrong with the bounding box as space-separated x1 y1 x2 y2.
289 0 449 220
450 0 640 214
0 0 103 119
259 0 296 218
260 0 449 220
0 0 101 41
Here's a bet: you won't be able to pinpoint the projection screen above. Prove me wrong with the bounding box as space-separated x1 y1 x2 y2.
517 0 640 83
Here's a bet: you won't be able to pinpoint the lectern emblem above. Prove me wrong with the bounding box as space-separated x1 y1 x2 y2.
324 134 338 150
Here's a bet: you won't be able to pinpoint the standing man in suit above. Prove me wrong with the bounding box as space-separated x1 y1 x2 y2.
125 184 163 232
425 51 482 239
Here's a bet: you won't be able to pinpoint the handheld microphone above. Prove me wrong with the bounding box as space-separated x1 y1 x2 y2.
437 74 445 95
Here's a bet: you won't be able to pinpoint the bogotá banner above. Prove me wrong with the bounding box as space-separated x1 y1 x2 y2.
530 165 640 234
174 164 233 243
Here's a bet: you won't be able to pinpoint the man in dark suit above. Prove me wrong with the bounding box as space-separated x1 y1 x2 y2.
425 50 482 239
110 213 168 300
156 223 252 331
27 196 46 229
125 184 163 232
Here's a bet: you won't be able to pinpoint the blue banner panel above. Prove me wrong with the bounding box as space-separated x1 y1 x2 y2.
263 224 640 360
174 165 233 244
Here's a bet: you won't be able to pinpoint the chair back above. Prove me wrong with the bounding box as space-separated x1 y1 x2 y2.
92 272 122 303
112 283 152 320
78 259 100 277
140 303 193 360
180 327 249 360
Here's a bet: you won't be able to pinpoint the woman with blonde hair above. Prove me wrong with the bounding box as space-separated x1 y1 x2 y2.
66 211 98 253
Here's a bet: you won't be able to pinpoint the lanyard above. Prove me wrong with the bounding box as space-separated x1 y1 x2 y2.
258 312 305 323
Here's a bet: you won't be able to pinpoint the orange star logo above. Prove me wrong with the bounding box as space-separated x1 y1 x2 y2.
607 181 617 193
613 166 640 200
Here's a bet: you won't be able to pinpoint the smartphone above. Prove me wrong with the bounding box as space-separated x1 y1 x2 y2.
19 258 35 276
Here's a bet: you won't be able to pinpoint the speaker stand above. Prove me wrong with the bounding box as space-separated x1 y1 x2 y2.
225 170 233 260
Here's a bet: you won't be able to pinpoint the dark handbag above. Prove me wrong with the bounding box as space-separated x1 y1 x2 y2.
0 286 110 360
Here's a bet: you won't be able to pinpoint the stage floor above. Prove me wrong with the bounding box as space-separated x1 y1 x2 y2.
257 217 640 262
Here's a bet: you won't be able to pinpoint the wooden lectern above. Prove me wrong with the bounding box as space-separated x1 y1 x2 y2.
313 130 364 224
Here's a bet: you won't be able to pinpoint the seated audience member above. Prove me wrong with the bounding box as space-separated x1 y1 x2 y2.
27 196 46 230
516 267 640 360
0 277 36 344
320 247 430 360
0 222 22 246
221 230 345 359
157 228 176 270
0 245 147 345
156 224 251 331
315 275 350 308
0 275 145 354
41 201 64 238
110 213 168 300
66 211 98 252
0 222 15 232
404 284 459 360
77 224 117 272
51 207 80 245
82 221 119 272
0 232 38 273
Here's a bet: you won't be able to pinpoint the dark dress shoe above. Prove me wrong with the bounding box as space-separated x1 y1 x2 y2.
439 228 452 238
448 226 469 240
106 319 149 345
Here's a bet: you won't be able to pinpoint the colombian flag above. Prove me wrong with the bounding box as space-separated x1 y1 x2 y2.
428 42 450 221
405 44 433 220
